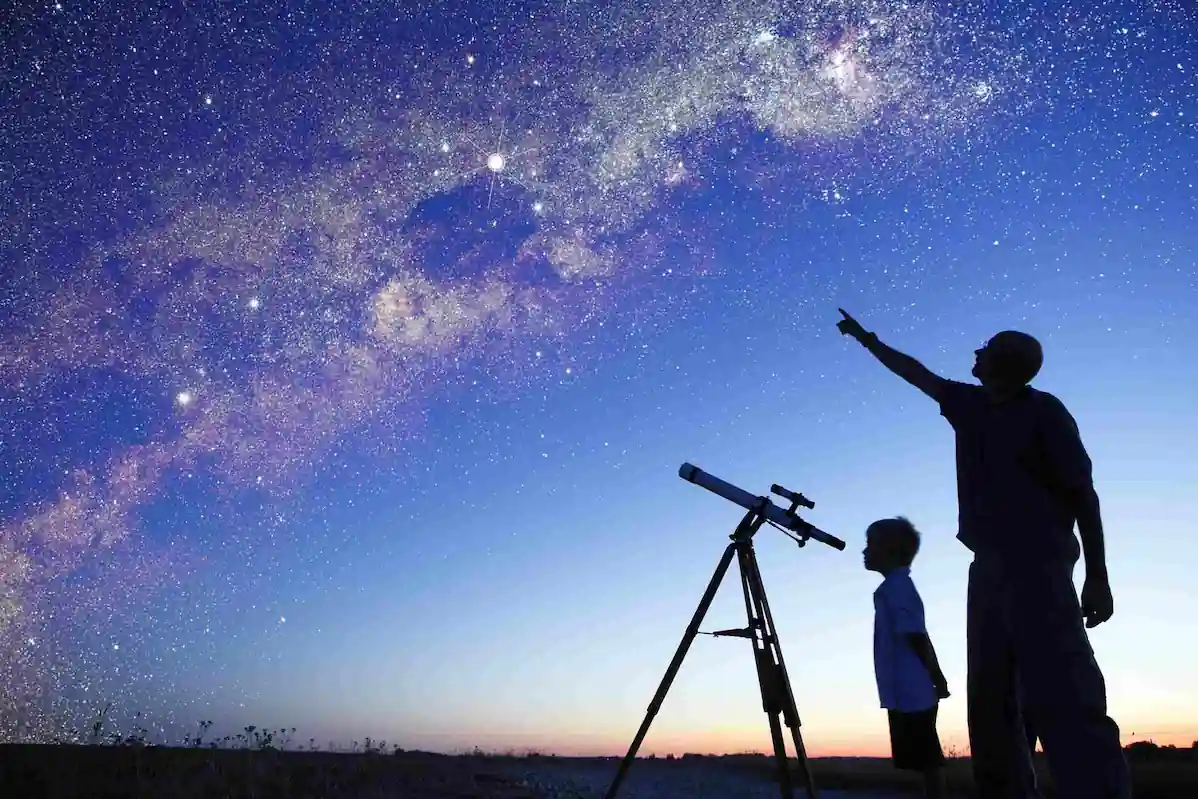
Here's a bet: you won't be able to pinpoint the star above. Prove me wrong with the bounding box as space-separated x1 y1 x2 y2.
448 111 543 209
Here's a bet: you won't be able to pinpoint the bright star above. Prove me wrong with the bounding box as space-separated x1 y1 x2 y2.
451 112 541 209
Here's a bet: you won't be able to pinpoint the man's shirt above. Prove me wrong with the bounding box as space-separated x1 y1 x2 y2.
937 381 1091 564
873 566 937 713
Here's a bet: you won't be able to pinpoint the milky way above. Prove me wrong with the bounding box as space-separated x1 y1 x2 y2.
0 0 1053 739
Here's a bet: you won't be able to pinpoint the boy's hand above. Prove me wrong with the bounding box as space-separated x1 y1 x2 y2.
836 308 868 341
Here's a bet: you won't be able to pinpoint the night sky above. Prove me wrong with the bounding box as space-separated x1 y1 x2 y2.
2 0 1196 757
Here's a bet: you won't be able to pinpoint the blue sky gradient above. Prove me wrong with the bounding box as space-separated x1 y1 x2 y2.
1 0 1195 757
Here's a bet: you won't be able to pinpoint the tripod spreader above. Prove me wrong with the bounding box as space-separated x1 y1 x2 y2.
702 627 754 639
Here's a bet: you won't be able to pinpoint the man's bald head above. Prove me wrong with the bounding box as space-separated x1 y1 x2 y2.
972 330 1043 389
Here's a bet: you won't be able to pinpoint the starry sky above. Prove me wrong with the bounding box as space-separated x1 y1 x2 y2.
2 0 1196 758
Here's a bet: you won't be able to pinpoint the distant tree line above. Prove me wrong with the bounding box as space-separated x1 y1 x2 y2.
1123 740 1198 763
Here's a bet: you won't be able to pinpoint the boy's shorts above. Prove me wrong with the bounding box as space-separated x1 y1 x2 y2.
887 704 945 771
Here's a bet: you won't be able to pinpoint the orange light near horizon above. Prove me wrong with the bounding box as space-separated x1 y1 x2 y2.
441 722 1198 761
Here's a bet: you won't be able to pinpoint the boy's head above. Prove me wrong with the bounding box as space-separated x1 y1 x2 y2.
862 517 921 574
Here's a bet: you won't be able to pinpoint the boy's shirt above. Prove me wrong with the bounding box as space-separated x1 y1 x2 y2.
873 566 938 713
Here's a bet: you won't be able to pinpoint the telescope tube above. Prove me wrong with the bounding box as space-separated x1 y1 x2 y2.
679 463 846 551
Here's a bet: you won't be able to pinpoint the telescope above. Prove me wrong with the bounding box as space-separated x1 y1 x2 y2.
604 463 847 799
678 463 846 550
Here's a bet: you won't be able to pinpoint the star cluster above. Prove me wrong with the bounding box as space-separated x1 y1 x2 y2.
0 0 1167 740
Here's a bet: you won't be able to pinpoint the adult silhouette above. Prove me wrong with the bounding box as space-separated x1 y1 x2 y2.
835 309 1131 799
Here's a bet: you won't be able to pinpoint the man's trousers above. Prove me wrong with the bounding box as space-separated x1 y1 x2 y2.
966 555 1131 799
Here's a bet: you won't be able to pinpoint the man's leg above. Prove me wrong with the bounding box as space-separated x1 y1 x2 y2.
967 558 1041 799
1011 561 1131 799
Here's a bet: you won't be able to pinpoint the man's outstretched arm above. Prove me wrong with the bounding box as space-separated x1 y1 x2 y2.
837 309 948 401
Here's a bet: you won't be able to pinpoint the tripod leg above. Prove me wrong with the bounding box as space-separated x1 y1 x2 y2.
759 648 797 799
737 545 795 799
603 542 739 799
740 545 819 799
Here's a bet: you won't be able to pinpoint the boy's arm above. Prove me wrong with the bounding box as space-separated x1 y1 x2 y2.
905 633 949 696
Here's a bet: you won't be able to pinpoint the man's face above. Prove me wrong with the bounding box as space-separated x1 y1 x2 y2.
972 338 1000 383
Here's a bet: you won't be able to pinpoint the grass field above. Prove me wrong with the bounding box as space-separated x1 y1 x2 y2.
2 743 1196 799
750 752 1198 798
0 745 536 799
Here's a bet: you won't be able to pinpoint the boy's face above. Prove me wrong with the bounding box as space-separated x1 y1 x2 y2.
862 530 899 574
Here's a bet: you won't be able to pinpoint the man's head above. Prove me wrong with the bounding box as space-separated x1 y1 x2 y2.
863 517 921 575
972 330 1043 391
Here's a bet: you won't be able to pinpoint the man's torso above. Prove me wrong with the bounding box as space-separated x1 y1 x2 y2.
938 382 1081 563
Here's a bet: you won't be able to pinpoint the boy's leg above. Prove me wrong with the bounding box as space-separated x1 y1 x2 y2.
1010 561 1131 799
889 706 946 795
966 558 1041 799
922 766 946 799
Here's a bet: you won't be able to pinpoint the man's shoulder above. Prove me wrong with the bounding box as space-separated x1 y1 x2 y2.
936 379 983 417
1026 385 1065 406
941 379 982 397
1026 386 1077 424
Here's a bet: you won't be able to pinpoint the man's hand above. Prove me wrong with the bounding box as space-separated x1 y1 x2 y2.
837 308 868 341
933 674 950 700
1081 571 1114 628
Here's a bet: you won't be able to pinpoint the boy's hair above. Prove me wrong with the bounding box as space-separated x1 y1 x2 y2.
867 516 921 566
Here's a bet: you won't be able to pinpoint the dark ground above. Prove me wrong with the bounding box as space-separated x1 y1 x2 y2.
0 746 536 799
1 744 1195 799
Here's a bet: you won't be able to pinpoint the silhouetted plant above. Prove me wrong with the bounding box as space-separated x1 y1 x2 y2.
185 720 214 748
90 702 111 745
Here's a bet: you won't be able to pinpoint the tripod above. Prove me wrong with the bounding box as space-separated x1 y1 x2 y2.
603 499 819 799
